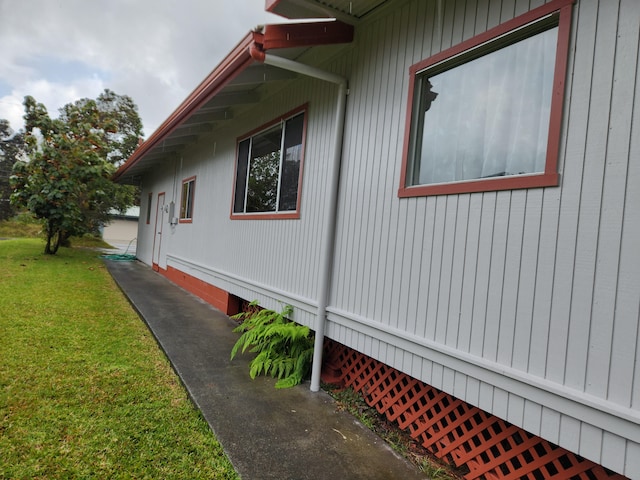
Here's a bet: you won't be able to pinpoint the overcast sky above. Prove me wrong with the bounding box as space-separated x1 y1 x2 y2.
0 0 282 138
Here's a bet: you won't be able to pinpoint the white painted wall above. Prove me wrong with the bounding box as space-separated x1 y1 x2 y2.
135 0 640 476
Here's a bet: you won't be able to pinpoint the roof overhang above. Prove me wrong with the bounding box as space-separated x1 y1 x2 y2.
114 20 353 185
265 0 391 24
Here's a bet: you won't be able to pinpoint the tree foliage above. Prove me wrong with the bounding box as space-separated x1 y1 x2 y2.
0 120 26 221
10 90 143 254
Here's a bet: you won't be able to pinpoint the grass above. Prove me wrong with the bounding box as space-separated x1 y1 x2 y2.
326 385 465 480
0 214 115 250
0 238 238 479
0 214 43 238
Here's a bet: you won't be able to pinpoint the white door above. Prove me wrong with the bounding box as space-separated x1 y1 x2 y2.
152 192 165 271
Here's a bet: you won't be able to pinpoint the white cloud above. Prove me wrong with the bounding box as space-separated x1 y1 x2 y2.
0 96 24 133
0 77 106 132
0 0 280 136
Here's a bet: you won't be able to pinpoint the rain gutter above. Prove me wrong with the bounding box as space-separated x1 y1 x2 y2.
249 46 348 392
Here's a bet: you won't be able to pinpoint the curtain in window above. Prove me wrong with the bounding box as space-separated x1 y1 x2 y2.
417 26 557 185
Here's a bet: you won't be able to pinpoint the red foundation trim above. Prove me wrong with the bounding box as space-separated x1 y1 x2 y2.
160 266 240 316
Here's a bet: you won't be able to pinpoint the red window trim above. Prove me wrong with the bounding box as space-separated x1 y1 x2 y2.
398 0 574 198
230 103 308 220
179 175 196 224
231 211 301 221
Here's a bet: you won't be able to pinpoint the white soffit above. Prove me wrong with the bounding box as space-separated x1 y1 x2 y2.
267 0 391 24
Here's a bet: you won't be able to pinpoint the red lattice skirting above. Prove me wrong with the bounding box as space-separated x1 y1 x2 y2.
321 339 628 480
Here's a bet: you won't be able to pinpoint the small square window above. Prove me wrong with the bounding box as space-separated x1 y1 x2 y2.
399 0 573 197
232 107 306 219
179 176 195 222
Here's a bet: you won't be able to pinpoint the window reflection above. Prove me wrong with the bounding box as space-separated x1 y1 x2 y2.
279 114 304 211
412 26 558 186
247 126 281 212
233 111 305 215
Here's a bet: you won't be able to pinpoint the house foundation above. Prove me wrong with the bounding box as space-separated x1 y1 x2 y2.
321 339 629 480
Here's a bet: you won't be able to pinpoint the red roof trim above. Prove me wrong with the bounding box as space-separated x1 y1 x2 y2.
260 21 353 50
114 34 254 181
115 20 353 182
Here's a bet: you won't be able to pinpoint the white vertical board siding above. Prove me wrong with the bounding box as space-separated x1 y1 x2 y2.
595 0 639 409
141 74 342 324
136 168 176 266
562 0 619 397
327 0 640 476
133 0 640 475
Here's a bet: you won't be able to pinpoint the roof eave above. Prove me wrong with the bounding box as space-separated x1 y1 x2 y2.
114 20 353 184
113 33 255 183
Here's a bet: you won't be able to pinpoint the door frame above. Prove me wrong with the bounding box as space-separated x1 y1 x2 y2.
151 192 166 271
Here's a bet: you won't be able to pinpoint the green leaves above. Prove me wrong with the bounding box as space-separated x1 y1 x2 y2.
230 302 314 389
9 90 143 254
0 120 25 221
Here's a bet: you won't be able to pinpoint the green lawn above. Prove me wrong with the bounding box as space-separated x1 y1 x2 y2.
0 238 238 479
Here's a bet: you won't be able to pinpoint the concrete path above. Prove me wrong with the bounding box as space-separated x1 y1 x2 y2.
105 259 426 480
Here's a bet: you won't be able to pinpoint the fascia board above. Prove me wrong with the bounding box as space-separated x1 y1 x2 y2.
115 20 353 182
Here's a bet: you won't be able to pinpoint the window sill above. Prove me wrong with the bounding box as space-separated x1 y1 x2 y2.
398 172 559 198
178 218 193 224
230 212 300 220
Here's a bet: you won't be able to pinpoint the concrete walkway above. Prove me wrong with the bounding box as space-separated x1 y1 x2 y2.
105 259 425 480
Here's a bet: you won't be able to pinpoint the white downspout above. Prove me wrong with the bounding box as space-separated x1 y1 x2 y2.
251 49 348 392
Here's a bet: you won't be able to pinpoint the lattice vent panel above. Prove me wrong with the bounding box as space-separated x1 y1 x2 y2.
322 340 628 480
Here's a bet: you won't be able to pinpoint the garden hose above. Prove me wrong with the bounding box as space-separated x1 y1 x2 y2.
101 238 137 261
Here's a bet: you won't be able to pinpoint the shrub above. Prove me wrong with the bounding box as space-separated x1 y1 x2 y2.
230 302 314 389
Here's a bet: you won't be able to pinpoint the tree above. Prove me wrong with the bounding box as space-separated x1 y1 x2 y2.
10 90 143 254
0 120 26 221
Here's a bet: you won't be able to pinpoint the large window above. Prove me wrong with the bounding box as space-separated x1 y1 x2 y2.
179 176 195 223
399 0 573 197
232 107 306 219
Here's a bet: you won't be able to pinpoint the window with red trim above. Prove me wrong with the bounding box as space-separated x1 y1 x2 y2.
399 0 573 197
232 107 306 219
179 176 195 222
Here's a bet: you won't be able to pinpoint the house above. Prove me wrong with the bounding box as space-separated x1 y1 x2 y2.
102 206 139 253
115 0 639 478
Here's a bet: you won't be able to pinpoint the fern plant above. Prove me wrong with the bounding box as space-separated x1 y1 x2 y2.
230 302 314 389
